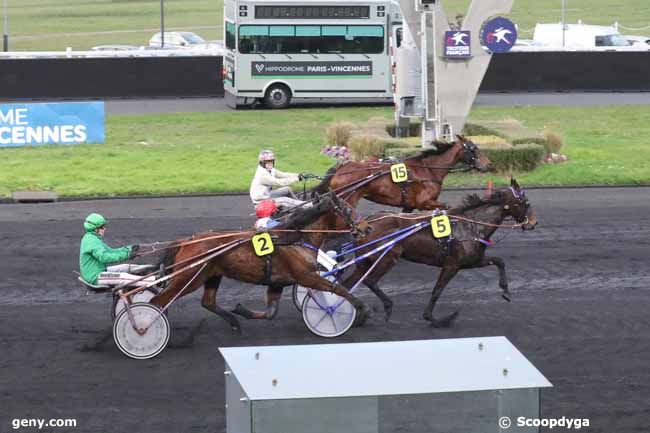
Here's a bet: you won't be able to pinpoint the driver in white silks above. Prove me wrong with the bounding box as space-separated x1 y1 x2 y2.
249 149 309 210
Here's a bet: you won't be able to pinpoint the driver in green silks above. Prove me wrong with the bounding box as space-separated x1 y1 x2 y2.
79 213 149 286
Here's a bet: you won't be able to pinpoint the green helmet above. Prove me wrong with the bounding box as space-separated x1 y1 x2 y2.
84 213 106 232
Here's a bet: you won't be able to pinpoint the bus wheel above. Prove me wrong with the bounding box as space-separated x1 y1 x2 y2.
264 84 291 109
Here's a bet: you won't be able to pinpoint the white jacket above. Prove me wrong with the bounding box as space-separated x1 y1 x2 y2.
249 165 300 203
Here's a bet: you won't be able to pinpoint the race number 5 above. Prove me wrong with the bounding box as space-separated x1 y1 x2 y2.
431 215 452 238
390 163 408 183
252 233 274 256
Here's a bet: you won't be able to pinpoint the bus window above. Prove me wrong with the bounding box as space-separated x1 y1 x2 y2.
396 27 403 48
226 22 236 49
238 24 384 54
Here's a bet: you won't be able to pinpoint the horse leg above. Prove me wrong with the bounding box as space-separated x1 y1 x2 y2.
475 255 511 302
232 285 283 320
364 280 393 322
341 267 395 323
200 276 242 334
423 265 460 328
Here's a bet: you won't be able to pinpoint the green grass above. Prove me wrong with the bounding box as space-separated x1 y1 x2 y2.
6 0 650 51
9 0 223 51
1 105 650 198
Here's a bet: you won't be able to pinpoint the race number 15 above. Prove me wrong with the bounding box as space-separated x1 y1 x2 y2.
390 163 408 183
431 215 452 238
252 233 274 256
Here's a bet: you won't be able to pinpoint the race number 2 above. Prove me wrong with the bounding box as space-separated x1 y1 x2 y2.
252 233 274 256
431 215 452 238
390 163 408 183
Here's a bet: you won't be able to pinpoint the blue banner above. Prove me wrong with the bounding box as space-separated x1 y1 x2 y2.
0 102 104 148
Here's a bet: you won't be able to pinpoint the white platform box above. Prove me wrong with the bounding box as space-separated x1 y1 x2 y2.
220 336 552 433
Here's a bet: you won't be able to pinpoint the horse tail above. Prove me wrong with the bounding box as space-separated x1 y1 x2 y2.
311 165 336 194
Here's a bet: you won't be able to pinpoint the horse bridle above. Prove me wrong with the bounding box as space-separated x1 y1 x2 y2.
506 187 531 224
329 193 367 238
460 140 483 170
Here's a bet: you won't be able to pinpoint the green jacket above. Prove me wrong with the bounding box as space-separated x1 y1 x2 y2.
79 232 132 284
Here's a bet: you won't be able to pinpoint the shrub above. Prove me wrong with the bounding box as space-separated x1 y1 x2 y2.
348 134 386 161
384 147 422 159
512 137 547 146
543 129 564 154
385 121 421 137
462 123 507 138
325 121 354 147
482 144 545 172
466 135 510 148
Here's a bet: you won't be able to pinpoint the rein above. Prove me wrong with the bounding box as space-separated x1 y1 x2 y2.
367 212 529 229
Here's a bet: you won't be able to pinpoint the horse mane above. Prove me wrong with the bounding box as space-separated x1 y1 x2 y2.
451 191 507 214
310 165 336 194
275 193 334 229
405 141 455 160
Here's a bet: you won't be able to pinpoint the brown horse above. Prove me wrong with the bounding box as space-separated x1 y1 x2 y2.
150 192 371 333
340 179 537 327
313 135 492 211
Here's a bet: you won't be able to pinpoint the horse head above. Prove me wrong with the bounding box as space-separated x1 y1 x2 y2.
456 135 493 173
327 191 371 239
501 178 537 230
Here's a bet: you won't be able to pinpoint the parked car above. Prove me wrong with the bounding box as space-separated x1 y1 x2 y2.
148 32 206 48
624 35 650 46
532 23 643 50
90 45 140 51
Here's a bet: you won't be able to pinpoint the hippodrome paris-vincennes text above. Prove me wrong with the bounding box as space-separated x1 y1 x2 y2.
0 108 88 145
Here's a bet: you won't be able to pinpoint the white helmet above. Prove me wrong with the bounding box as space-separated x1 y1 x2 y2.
258 149 275 162
259 150 276 168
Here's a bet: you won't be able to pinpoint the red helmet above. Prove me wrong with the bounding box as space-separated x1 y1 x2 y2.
255 200 278 218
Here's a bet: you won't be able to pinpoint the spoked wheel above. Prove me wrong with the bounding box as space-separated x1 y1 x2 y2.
113 303 170 360
292 284 309 312
301 290 356 338
111 287 160 320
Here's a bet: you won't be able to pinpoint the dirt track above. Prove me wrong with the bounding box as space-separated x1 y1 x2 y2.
1 188 649 433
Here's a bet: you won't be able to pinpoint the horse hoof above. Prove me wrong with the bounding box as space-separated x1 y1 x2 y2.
353 306 371 327
430 311 459 328
501 292 512 302
384 304 393 323
422 312 432 322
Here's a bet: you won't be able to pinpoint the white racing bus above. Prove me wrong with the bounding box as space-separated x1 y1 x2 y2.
223 0 402 108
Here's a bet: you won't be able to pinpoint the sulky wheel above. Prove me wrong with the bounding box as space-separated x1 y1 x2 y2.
301 291 356 338
292 284 309 312
113 303 170 360
111 287 160 320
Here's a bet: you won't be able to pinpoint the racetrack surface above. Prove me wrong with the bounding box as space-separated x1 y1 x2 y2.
1 188 649 433
103 92 650 115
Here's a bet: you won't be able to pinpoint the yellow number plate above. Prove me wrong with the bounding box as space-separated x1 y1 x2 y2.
390 163 408 183
252 233 274 256
431 215 452 238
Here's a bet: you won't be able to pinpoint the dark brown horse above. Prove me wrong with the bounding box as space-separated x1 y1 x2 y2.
150 192 370 333
340 179 537 327
313 135 492 211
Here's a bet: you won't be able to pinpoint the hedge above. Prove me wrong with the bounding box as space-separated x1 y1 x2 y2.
385 143 544 172
482 144 545 172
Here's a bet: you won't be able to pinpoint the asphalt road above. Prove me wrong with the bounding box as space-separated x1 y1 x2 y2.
1 187 649 433
104 92 650 115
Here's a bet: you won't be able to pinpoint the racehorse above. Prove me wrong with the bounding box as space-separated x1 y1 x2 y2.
312 135 492 211
339 179 537 327
150 192 371 333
